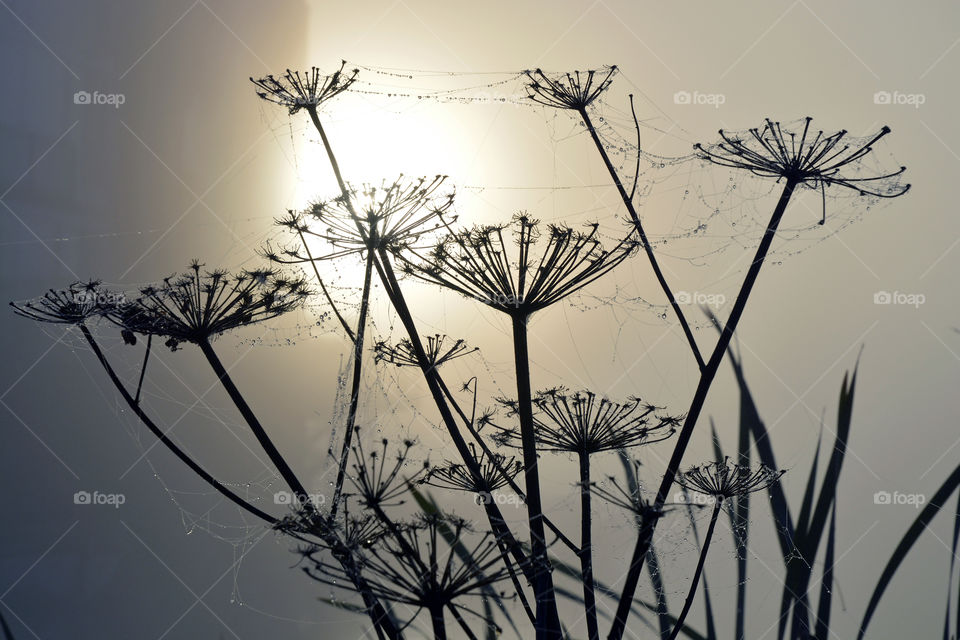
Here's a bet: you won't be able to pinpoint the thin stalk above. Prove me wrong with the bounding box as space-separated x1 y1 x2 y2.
134 334 152 405
297 226 355 342
448 604 480 640
198 339 309 500
306 106 350 199
80 325 276 523
577 106 704 371
437 376 579 554
373 250 535 584
666 499 723 640
608 179 797 640
579 453 600 640
429 604 447 640
511 313 563 640
330 250 375 518
84 328 401 639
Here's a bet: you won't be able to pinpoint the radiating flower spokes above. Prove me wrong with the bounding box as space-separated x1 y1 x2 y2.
373 334 476 369
251 61 358 115
406 213 638 316
348 432 428 509
676 457 784 501
10 280 118 325
524 66 618 111
491 388 678 455
694 117 909 200
423 443 522 494
107 261 309 349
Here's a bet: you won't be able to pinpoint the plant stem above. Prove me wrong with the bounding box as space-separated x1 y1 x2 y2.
198 339 309 500
578 106 704 371
429 604 447 640
330 250 375 518
667 499 722 640
579 453 600 640
80 325 276 523
511 313 563 640
373 249 535 582
134 334 152 405
608 178 797 640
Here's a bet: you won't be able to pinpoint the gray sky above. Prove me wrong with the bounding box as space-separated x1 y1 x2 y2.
1 1 958 638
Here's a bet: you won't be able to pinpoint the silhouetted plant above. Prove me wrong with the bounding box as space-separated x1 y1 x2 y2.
374 334 476 370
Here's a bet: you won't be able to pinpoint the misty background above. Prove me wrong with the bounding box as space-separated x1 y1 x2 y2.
1 1 957 638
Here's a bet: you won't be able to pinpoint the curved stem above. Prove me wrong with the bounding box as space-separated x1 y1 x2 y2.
667 500 722 640
579 453 600 640
198 339 309 500
608 179 797 640
297 227 355 342
511 313 562 640
80 325 276 523
330 250 375 518
578 106 704 372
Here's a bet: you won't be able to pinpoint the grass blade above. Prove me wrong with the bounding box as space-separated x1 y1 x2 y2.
814 501 837 640
858 462 960 639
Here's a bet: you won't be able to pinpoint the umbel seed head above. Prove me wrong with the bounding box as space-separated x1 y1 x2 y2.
677 457 785 501
251 61 358 114
525 66 618 110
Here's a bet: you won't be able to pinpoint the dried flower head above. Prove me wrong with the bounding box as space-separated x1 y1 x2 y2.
422 443 522 494
11 280 119 325
373 334 476 369
275 175 454 263
108 261 308 349
694 118 909 221
676 457 784 501
593 473 665 525
525 66 618 110
493 389 679 455
406 213 637 316
301 512 510 613
250 61 358 114
348 433 427 509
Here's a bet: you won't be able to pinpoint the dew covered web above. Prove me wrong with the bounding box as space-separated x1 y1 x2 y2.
14 62 903 630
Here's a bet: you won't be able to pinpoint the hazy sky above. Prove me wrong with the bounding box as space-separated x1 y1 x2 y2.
1 1 958 638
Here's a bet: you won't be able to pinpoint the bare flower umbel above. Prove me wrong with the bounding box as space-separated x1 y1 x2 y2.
273 175 454 263
423 443 522 494
300 513 511 636
374 334 476 369
348 433 428 510
494 389 679 455
525 67 618 111
592 472 665 525
408 213 638 316
10 280 116 325
109 262 308 350
676 458 785 502
251 61 358 115
695 118 909 222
